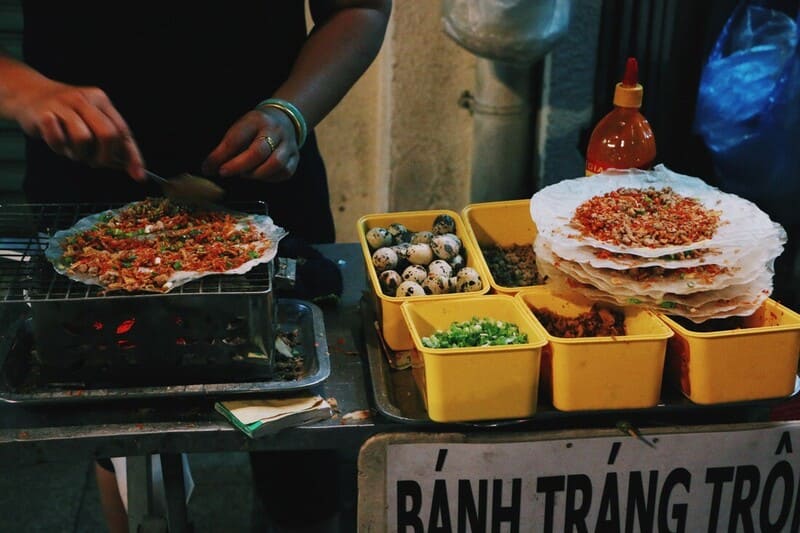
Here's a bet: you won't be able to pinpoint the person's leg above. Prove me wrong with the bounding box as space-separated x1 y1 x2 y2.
95 459 129 533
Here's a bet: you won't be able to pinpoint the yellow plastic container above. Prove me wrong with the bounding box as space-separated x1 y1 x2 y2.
659 299 800 404
516 287 674 411
401 294 547 422
357 210 491 351
461 199 541 296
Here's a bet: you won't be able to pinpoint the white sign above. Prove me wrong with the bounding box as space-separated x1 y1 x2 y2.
386 423 800 532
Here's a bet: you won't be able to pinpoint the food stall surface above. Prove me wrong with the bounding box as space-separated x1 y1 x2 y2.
0 243 792 532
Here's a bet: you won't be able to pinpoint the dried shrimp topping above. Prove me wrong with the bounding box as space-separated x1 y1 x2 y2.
532 304 626 338
571 187 721 248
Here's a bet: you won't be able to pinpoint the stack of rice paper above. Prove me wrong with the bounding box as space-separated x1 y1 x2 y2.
530 166 786 322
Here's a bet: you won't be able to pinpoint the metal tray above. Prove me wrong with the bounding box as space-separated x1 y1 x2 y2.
0 298 330 404
362 298 800 429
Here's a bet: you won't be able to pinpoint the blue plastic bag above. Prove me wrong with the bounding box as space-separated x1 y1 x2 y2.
695 0 800 225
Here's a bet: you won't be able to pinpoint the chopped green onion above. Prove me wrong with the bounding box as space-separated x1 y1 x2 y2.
421 317 528 349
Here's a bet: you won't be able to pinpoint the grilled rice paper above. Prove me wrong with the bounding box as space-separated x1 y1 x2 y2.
46 198 287 293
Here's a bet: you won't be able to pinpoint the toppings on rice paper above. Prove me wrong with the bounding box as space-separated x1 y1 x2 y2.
570 186 721 248
47 197 287 293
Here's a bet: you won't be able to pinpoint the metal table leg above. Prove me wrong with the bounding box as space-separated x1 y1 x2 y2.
161 453 189 533
127 455 165 533
126 454 189 533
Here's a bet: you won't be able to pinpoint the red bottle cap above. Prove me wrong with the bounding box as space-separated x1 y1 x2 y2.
613 57 643 108
622 57 638 87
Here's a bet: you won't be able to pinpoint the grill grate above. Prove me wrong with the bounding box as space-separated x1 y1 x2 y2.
0 201 274 302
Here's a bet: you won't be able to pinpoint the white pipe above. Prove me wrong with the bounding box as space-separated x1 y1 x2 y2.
469 58 532 202
442 0 571 200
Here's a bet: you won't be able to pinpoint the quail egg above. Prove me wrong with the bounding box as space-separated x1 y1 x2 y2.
396 280 426 297
402 264 427 284
443 232 462 248
391 243 412 271
387 223 411 244
421 273 450 295
379 270 403 295
455 266 483 292
407 243 434 265
410 231 434 245
365 227 392 250
427 259 453 279
372 247 398 272
449 254 466 273
430 234 461 260
391 242 411 260
432 213 456 235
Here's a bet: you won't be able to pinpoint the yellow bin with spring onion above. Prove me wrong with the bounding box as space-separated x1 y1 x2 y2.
401 294 547 422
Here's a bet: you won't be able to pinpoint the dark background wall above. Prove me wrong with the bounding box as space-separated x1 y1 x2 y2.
0 0 24 195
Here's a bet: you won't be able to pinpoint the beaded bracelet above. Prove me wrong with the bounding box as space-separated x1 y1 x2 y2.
256 98 308 148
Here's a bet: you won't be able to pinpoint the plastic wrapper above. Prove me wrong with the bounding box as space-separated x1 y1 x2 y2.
694 1 800 225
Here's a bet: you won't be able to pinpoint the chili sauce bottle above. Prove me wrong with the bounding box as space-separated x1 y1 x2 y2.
585 57 656 175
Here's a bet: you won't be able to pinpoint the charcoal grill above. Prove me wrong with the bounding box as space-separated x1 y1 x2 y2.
0 202 327 397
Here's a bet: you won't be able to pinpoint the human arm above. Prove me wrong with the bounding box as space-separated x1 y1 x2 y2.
201 0 391 182
0 52 146 181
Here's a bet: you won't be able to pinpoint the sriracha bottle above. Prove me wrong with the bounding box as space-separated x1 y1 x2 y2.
585 57 656 176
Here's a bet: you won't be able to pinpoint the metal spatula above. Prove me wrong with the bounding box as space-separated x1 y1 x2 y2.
145 169 225 203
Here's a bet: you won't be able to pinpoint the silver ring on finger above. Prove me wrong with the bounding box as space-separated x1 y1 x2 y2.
258 135 277 153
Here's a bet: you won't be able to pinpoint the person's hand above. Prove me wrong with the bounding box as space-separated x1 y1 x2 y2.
12 78 146 181
201 106 299 182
